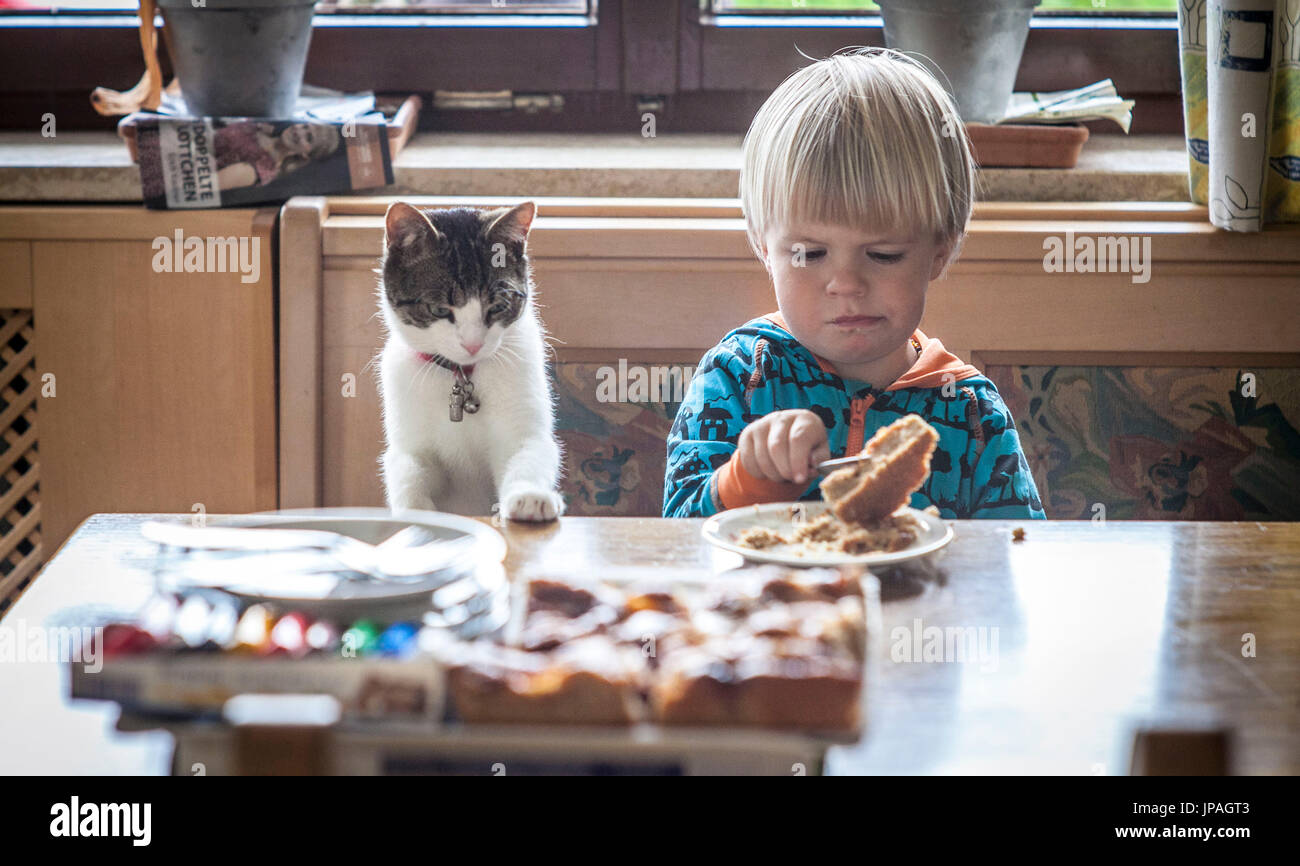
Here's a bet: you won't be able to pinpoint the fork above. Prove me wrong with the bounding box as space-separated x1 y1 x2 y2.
140 521 467 582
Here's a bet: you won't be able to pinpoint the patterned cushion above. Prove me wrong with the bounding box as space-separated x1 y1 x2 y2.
985 366 1300 521
553 361 1300 521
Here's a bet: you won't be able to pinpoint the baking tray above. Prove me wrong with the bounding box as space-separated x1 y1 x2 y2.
148 717 834 776
103 572 883 775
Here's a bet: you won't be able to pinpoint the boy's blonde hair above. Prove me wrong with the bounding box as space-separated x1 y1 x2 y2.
741 47 977 267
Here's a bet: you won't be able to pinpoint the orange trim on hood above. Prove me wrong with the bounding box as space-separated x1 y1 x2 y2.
761 311 981 391
889 331 982 390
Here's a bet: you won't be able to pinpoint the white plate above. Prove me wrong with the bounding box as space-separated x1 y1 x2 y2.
701 502 953 568
150 508 507 614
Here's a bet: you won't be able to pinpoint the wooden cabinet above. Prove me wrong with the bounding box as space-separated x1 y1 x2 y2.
0 206 278 611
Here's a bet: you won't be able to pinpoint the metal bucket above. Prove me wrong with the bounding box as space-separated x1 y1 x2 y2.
876 0 1041 124
157 0 318 118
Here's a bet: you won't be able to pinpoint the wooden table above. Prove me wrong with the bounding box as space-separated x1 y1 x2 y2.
2 514 1297 775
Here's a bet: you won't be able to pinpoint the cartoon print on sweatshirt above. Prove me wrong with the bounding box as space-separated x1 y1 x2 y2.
663 313 1046 520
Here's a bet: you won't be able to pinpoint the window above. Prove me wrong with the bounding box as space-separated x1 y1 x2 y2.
319 0 590 10
0 0 592 12
709 1 1176 14
0 0 1182 134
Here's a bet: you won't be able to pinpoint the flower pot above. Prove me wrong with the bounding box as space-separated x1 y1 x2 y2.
157 0 318 118
876 0 1041 124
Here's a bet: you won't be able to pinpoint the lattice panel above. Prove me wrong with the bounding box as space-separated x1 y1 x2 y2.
0 309 41 615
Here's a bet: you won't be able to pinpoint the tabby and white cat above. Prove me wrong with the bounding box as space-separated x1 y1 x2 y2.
377 201 564 521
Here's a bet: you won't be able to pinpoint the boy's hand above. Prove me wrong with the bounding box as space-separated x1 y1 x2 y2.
737 409 831 486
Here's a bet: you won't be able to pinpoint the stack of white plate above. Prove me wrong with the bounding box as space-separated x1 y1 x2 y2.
143 508 509 636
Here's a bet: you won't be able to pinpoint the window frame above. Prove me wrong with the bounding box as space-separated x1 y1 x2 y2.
0 0 1183 134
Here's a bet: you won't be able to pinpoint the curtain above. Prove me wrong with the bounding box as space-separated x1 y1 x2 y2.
1179 0 1300 230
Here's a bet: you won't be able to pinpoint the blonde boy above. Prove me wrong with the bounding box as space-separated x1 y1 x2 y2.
664 48 1044 519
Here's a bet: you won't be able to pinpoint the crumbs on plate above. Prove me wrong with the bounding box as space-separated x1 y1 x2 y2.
736 511 922 556
735 415 939 557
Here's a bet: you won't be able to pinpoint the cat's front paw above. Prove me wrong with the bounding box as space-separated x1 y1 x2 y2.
500 486 565 522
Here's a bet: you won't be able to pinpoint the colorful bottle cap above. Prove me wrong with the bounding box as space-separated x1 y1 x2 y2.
232 604 276 653
173 595 213 649
340 619 381 657
376 622 421 658
203 596 241 651
102 623 158 657
138 594 181 643
305 619 341 654
269 612 311 658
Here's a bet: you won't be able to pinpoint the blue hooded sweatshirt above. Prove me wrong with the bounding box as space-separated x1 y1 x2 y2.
664 312 1046 520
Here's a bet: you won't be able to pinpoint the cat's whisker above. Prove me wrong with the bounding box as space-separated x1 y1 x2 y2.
497 348 528 373
492 341 524 366
418 356 445 393
405 352 440 403
403 358 425 396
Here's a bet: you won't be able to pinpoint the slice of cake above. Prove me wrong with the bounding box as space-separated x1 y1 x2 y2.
650 568 867 732
820 414 939 526
441 569 869 732
515 577 625 651
442 635 646 725
652 634 862 732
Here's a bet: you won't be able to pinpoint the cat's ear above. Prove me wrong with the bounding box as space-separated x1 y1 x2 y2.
385 202 441 253
483 201 536 247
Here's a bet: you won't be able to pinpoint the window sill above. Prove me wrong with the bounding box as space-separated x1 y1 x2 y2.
0 130 1190 203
